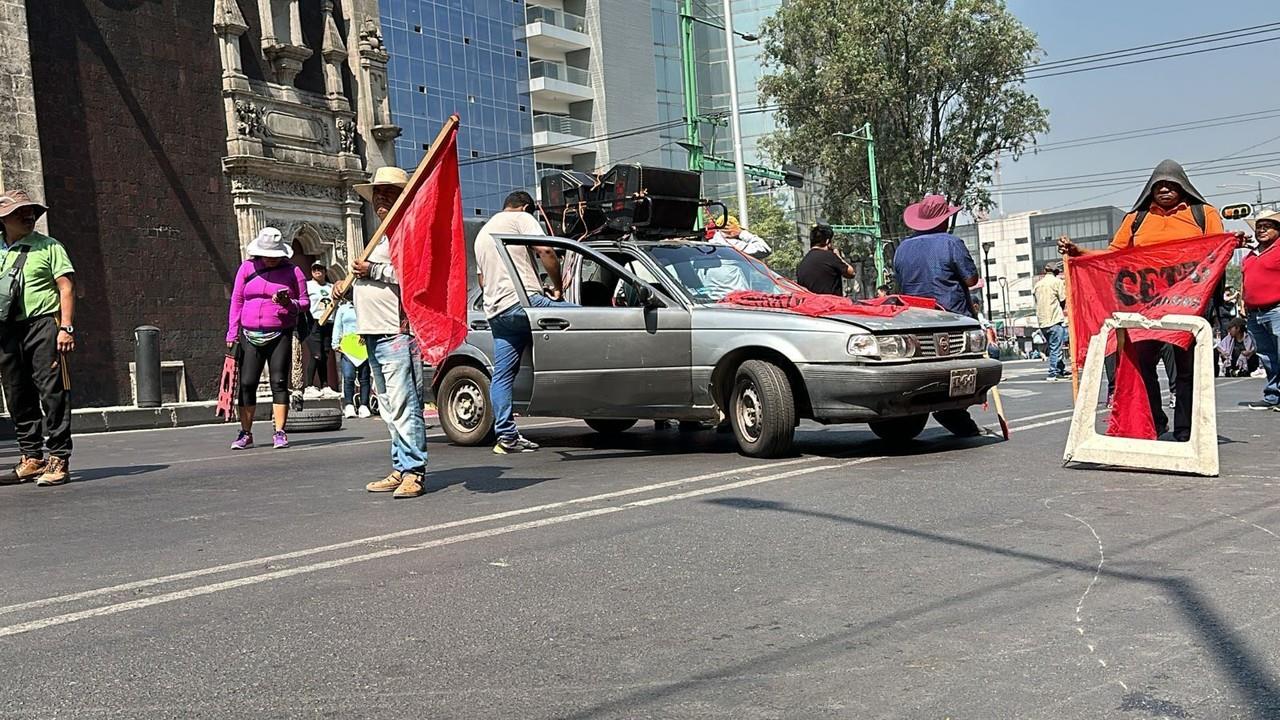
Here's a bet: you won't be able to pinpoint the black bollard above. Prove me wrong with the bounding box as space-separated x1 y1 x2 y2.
134 325 162 408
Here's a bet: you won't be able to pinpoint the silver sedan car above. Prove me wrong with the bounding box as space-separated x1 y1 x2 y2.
432 234 1002 458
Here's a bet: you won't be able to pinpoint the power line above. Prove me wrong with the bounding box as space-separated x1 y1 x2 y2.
1024 35 1280 80
1021 110 1280 154
997 150 1280 190
1029 22 1280 72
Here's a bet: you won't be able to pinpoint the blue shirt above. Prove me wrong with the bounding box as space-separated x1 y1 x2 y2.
330 303 358 349
892 232 979 317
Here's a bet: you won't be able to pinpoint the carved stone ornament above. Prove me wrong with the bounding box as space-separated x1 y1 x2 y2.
359 17 385 53
337 119 357 153
234 100 263 137
229 175 345 202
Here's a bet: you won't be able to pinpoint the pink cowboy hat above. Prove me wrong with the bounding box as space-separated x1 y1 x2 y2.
903 194 962 232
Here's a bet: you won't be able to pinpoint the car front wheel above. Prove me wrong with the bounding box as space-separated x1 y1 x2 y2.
439 365 495 446
730 359 796 458
868 414 929 443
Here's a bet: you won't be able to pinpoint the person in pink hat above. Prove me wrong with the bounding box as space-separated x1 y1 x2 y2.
892 194 985 437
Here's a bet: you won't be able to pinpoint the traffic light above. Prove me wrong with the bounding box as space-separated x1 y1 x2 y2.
782 164 804 189
1222 202 1253 220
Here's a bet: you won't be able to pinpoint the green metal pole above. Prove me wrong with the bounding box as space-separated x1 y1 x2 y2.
864 123 885 284
679 0 702 175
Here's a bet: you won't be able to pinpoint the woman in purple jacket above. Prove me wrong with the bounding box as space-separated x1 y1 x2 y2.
226 227 309 449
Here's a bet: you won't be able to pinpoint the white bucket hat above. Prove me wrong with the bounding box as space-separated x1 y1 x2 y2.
1246 209 1280 233
246 227 293 258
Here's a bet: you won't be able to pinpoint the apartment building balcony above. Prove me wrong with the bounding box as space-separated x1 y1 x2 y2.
524 6 591 53
532 114 594 164
529 59 593 103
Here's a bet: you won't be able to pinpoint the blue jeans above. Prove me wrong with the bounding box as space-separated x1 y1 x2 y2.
488 295 573 441
365 333 427 474
1046 323 1068 378
1247 306 1280 406
339 353 371 408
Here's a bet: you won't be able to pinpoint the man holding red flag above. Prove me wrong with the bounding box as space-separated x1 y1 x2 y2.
1059 159 1236 441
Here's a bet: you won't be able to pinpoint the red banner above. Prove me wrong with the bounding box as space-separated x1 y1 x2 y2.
1066 234 1236 371
389 125 467 366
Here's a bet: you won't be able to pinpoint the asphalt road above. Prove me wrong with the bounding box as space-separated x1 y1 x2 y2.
3 362 1280 719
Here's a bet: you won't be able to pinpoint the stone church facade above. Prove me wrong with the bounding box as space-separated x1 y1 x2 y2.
0 0 399 407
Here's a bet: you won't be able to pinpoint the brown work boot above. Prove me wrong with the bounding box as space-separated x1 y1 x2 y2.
35 457 69 486
392 472 424 499
0 455 46 485
365 470 402 493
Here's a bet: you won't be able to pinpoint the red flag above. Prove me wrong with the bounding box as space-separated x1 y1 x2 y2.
1065 234 1237 371
388 125 466 366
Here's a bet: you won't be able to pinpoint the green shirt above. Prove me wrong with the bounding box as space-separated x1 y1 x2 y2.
0 231 74 320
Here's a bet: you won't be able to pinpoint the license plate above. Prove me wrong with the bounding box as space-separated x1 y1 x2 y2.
949 368 977 397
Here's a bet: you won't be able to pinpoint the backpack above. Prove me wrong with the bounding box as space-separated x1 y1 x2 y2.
1128 204 1206 246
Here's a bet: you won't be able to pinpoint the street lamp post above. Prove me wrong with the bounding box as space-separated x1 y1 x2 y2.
980 241 995 319
997 276 1011 338
722 0 749 228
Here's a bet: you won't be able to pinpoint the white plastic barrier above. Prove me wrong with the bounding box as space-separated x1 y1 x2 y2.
1062 313 1218 477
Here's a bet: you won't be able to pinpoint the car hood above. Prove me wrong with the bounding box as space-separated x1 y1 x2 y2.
695 304 979 332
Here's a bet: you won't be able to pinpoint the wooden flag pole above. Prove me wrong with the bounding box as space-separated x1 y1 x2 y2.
1062 243 1080 402
319 113 460 326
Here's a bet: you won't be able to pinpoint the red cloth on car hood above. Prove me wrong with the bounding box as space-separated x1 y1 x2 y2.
719 291 940 317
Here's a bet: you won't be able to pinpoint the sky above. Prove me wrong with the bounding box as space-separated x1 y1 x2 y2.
994 0 1277 226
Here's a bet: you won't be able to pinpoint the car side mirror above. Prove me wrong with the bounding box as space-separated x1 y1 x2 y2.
637 284 663 309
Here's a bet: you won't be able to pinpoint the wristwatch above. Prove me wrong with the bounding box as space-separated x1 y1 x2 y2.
59 325 74 334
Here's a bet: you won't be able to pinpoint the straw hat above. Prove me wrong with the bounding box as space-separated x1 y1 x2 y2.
353 166 408 203
246 227 293 259
1246 209 1280 232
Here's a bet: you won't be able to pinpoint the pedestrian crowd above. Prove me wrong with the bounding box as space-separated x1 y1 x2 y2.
4 152 1280 488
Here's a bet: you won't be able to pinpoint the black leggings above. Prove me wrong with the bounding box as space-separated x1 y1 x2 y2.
238 331 293 406
302 322 332 388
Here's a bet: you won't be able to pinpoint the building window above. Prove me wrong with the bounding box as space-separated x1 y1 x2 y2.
1015 237 1029 244
986 257 997 265
1018 290 1033 297
1018 272 1031 279
516 50 523 58
1016 254 1030 262
475 208 484 216
414 25 421 33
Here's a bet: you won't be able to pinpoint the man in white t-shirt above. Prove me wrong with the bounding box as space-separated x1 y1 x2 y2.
474 190 568 454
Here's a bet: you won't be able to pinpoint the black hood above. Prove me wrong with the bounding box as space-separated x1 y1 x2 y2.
1130 159 1207 212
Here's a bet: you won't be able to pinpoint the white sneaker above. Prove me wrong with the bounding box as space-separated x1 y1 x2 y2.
321 387 341 400
303 387 322 400
357 406 372 419
343 404 357 418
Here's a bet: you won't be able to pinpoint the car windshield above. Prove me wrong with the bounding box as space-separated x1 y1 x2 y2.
646 244 796 302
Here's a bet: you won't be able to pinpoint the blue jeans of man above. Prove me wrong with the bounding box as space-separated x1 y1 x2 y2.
339 353 371 408
1247 306 1280 406
365 333 427 474
488 294 573 441
1046 322 1068 378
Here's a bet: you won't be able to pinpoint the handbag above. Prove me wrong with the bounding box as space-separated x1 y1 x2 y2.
0 247 30 322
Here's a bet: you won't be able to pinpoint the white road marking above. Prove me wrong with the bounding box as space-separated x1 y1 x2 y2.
1212 509 1280 541
0 455 818 617
1008 408 1076 424
0 456 885 638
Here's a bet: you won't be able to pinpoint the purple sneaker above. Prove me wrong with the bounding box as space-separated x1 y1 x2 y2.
273 430 289 449
231 430 253 450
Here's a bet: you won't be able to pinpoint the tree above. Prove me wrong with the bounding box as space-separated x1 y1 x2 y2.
758 0 1048 238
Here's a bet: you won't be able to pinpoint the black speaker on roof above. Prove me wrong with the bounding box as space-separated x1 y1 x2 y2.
600 165 701 234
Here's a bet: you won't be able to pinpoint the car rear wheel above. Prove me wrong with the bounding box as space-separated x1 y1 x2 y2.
439 365 495 446
584 418 637 435
868 414 929 443
730 359 796 458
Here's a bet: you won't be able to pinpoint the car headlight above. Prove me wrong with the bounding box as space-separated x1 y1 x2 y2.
966 329 986 353
876 334 912 359
847 333 878 358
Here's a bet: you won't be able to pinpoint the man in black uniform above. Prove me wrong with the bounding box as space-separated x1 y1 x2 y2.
795 224 854 296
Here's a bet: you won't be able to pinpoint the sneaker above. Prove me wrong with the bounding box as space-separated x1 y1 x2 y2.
1046 376 1058 383
357 405 372 419
393 472 425 499
1168 396 1176 409
303 387 322 400
320 387 341 400
1246 401 1278 410
35 457 69 486
343 404 357 418
231 430 254 450
494 435 538 454
0 455 46 485
366 470 402 492
272 430 289 449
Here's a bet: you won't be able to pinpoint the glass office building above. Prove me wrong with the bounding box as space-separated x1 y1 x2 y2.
1029 206 1126 273
381 0 535 218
